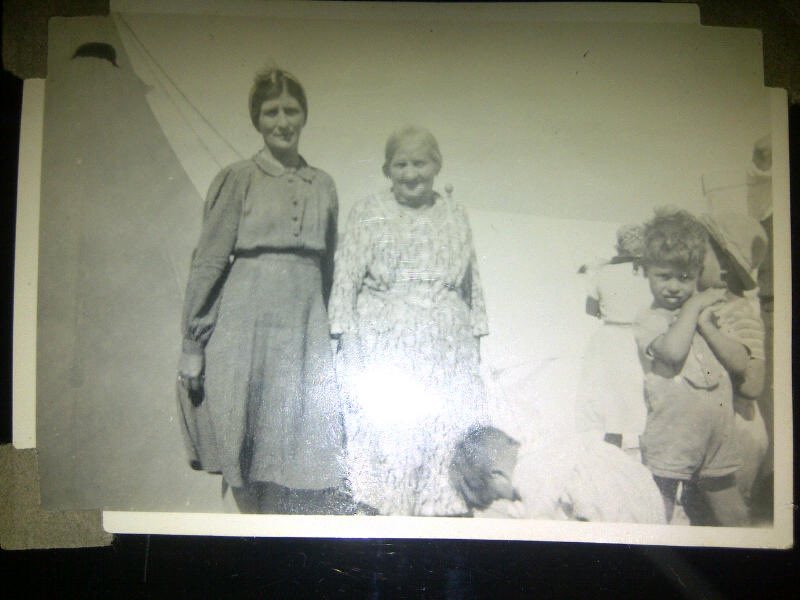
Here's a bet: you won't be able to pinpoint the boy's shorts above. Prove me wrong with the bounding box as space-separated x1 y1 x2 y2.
640 374 740 481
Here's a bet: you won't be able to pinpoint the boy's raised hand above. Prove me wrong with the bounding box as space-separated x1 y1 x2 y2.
689 287 727 312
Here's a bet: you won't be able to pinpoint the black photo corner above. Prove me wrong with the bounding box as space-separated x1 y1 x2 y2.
1 8 800 600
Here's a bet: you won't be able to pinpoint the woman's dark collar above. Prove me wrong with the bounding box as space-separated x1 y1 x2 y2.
252 150 316 182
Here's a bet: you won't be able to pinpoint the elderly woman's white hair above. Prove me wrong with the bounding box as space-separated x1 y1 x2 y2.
382 125 443 176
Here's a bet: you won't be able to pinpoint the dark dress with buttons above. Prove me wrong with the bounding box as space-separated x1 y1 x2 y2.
179 150 344 491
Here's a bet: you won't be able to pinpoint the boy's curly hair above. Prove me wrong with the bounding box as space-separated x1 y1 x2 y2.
642 207 707 273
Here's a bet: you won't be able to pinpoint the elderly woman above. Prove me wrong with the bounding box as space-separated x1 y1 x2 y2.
329 126 489 516
177 68 346 514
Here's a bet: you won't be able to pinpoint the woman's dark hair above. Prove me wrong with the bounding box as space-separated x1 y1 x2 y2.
449 426 520 511
249 68 308 129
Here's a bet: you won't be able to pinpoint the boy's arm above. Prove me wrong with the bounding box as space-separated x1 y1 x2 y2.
648 288 727 377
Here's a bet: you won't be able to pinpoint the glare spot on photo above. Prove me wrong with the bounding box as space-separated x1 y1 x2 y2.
349 362 444 426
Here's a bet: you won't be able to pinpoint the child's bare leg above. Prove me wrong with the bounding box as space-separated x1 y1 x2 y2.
652 476 680 523
680 480 712 525
698 475 749 527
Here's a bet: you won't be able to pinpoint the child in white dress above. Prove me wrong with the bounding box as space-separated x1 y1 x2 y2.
575 224 652 457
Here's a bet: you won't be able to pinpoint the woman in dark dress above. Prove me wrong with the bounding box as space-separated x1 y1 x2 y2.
177 68 347 514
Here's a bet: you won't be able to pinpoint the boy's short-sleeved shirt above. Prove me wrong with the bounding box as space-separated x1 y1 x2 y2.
634 305 739 481
714 295 765 361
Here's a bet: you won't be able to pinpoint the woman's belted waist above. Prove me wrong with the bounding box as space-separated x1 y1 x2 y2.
363 280 463 310
233 247 322 265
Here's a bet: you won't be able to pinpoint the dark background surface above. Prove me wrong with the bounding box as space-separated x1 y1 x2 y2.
1 2 799 597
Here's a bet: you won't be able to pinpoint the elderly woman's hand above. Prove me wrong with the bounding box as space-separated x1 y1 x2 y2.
178 351 205 394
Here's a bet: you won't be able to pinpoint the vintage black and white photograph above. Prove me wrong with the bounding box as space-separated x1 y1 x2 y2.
23 2 791 546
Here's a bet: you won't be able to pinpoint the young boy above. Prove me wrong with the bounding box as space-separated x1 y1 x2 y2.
449 425 665 523
635 208 749 526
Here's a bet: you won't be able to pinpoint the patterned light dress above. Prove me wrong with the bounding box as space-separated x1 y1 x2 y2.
329 190 489 516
